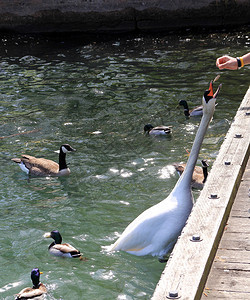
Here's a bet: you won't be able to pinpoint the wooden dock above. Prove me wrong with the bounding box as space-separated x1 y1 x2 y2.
200 157 250 299
152 86 250 300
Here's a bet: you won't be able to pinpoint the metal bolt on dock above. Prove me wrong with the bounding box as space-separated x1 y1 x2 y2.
209 193 219 199
167 290 180 299
190 234 202 242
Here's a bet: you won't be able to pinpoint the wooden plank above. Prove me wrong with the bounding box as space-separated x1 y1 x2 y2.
205 272 250 291
152 87 250 300
214 248 250 263
219 233 249 250
210 261 250 271
224 217 250 233
203 289 250 299
219 241 249 252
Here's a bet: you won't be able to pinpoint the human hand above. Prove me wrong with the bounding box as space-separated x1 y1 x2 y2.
216 55 238 70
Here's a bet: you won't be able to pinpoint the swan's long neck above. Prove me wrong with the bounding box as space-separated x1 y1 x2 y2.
177 102 214 189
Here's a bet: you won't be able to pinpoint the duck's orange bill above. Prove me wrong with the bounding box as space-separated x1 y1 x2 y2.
207 81 213 97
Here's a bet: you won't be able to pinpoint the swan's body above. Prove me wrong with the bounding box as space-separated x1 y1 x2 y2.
44 230 83 259
107 80 221 259
179 100 203 117
15 268 47 299
174 159 209 189
12 144 76 176
144 124 172 135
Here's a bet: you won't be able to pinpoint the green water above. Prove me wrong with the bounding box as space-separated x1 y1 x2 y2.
0 28 249 299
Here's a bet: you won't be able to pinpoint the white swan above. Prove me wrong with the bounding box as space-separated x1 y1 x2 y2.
107 80 221 259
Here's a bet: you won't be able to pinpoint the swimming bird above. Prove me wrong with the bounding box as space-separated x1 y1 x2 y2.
11 144 76 176
43 230 83 259
15 268 47 299
179 99 203 117
107 80 221 260
174 159 209 189
144 124 172 135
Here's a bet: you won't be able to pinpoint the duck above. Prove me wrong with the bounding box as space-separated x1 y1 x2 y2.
107 80 221 260
179 99 203 117
144 124 172 135
43 230 84 259
11 144 76 176
15 268 47 299
174 159 209 189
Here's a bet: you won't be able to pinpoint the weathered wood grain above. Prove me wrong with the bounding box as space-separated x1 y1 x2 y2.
203 289 250 299
152 87 250 300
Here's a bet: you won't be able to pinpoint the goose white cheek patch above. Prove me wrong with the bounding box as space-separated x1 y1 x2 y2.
19 162 29 174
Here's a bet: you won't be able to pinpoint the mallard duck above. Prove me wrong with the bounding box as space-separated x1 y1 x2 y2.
179 99 203 117
15 268 47 299
144 124 172 135
44 230 83 259
11 144 76 176
174 159 209 189
107 80 221 260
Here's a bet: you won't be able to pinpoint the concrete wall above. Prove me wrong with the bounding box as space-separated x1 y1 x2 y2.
0 0 249 33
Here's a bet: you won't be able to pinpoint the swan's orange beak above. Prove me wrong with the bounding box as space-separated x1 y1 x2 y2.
214 83 222 98
208 80 222 98
207 81 213 97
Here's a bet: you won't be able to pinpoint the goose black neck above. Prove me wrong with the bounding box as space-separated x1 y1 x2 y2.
202 166 208 183
59 150 67 171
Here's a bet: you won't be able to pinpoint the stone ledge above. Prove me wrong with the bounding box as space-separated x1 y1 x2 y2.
0 0 249 33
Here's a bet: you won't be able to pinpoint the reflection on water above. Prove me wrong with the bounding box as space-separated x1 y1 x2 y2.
0 27 249 299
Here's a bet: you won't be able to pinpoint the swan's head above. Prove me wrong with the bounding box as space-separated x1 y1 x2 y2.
203 80 222 113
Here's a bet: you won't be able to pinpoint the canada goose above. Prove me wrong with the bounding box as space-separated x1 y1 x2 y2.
43 230 84 259
179 99 203 117
11 144 76 176
15 268 47 299
174 159 209 189
144 124 172 135
107 80 221 260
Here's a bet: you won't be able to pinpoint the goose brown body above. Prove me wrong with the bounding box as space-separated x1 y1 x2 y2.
11 144 76 176
174 159 209 189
